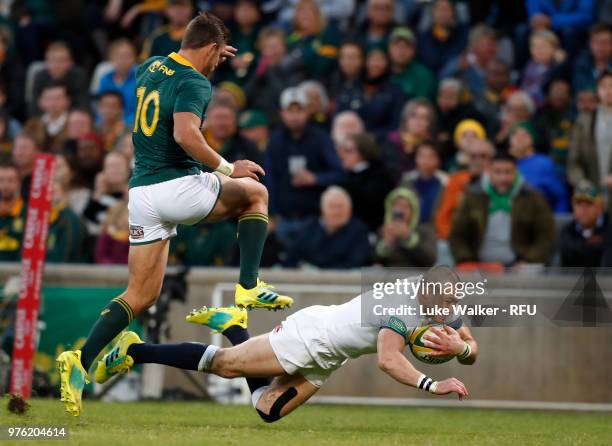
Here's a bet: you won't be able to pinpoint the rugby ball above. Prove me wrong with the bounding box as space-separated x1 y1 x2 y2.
408 325 455 364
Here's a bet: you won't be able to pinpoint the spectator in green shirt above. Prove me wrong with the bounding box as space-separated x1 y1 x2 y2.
169 221 237 266
287 0 342 79
388 27 437 101
46 176 88 263
140 0 194 60
223 0 263 84
0 162 25 262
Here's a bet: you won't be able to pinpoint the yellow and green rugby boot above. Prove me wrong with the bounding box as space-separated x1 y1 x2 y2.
186 305 248 333
94 331 143 384
234 279 293 310
56 350 89 417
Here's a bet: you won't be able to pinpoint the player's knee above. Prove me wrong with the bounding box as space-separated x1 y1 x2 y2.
124 290 158 314
209 350 241 378
217 368 241 379
247 180 268 206
253 387 297 423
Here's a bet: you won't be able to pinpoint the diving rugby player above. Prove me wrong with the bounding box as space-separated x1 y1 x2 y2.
97 269 478 422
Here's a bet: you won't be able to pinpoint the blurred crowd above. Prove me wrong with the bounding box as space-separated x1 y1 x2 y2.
0 0 612 271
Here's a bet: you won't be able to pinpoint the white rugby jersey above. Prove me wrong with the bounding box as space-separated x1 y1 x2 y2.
291 290 462 364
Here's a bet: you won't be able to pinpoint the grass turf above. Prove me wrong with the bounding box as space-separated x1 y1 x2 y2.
1 399 610 446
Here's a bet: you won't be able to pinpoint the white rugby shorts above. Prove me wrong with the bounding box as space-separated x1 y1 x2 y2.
268 306 348 388
128 172 221 245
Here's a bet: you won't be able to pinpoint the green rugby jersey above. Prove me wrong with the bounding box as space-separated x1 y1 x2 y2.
130 52 212 188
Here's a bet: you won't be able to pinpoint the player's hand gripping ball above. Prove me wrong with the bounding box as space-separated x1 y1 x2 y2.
408 325 455 364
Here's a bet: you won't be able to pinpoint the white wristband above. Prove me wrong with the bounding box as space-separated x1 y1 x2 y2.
417 373 438 394
457 342 472 361
215 158 234 176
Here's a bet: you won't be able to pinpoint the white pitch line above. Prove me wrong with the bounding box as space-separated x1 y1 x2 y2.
309 395 612 412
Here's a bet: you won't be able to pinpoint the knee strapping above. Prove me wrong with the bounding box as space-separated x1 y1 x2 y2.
256 387 298 423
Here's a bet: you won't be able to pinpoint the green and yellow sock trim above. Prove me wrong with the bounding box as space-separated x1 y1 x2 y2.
112 297 134 323
238 213 269 223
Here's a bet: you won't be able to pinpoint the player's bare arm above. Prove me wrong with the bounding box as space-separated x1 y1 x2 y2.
422 325 478 364
173 112 264 181
377 328 469 399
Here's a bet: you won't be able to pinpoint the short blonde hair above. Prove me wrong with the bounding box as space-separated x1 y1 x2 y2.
530 29 560 48
108 38 136 58
293 0 326 35
321 186 352 209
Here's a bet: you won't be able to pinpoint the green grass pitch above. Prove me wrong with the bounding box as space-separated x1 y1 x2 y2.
1 399 610 446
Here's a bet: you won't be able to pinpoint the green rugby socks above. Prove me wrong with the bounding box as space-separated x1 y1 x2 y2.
237 213 269 289
80 297 134 371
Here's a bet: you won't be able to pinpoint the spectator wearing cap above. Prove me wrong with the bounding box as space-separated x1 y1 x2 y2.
336 133 395 231
243 27 304 126
98 39 138 125
287 0 342 79
285 186 371 269
436 79 485 166
417 0 469 77
97 91 129 152
29 42 88 116
559 180 608 267
336 47 405 143
375 187 437 267
573 23 612 93
509 121 569 213
203 100 262 166
449 118 486 172
436 139 495 240
140 0 194 60
388 27 436 101
216 82 248 111
0 163 26 262
24 82 71 153
568 70 612 214
449 153 554 267
265 87 344 244
239 109 269 152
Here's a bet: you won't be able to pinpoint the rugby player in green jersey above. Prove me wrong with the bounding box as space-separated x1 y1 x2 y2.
57 12 292 416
